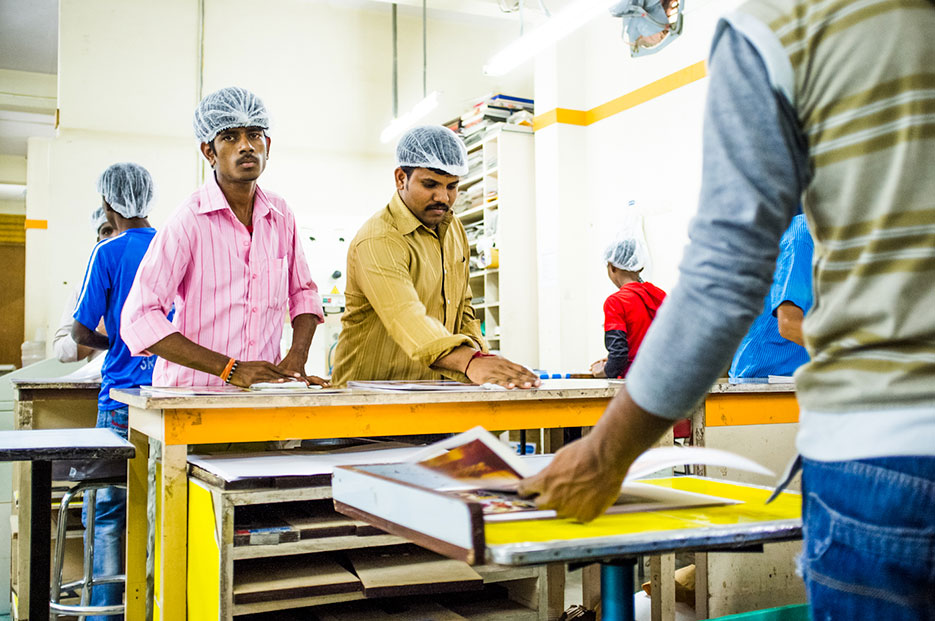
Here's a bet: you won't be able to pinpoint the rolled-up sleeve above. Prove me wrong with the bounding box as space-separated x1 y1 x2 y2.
285 211 324 323
354 235 473 367
121 223 188 356
625 23 809 419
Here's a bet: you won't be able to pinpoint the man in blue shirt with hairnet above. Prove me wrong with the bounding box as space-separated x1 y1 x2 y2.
730 213 813 378
71 162 161 619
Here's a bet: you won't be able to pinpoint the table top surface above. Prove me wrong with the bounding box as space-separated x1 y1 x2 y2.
12 378 101 390
485 477 802 565
107 379 793 410
0 428 135 461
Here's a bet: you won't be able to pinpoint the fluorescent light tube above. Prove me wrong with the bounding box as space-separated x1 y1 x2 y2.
0 183 27 200
380 91 442 144
484 0 613 76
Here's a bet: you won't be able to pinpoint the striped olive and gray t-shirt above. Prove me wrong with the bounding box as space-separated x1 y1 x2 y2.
626 0 935 461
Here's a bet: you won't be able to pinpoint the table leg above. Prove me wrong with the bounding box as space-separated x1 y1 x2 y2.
601 559 636 621
126 428 150 620
29 460 51 621
158 443 188 620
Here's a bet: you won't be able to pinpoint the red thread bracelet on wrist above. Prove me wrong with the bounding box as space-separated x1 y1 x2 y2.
464 350 495 375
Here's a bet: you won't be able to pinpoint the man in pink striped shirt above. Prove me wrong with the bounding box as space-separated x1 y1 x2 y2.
122 87 326 388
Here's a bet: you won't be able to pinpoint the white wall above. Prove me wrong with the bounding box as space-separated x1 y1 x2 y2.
25 0 533 375
533 0 743 371
0 154 27 215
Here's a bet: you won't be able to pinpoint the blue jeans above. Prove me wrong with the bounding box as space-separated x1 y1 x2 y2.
82 406 128 619
800 457 935 620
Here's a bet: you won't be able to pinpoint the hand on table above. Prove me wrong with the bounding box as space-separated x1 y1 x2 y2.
590 358 607 378
275 353 331 387
465 355 541 389
228 361 299 388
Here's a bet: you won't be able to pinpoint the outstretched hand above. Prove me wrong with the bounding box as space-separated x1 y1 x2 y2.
518 436 630 522
517 388 675 522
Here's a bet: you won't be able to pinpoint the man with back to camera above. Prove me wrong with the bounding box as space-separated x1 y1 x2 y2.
71 163 161 619
590 235 666 380
520 1 934 617
331 125 539 389
729 212 813 378
122 86 327 388
53 206 115 364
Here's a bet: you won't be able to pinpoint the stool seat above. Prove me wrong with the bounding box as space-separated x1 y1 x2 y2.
0 428 134 621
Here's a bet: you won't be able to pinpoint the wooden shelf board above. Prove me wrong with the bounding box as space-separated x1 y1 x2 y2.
232 534 409 560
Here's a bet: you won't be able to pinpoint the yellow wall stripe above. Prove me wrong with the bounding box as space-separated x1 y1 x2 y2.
533 60 708 131
0 214 26 244
24 219 47 230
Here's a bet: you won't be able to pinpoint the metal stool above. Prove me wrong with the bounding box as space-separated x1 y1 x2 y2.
50 477 127 619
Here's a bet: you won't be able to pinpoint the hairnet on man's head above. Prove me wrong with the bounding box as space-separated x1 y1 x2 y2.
604 236 646 272
396 125 469 177
193 87 270 144
90 206 109 232
97 163 155 219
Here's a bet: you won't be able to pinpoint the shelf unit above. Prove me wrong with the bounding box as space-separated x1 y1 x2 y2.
456 126 538 365
186 464 551 619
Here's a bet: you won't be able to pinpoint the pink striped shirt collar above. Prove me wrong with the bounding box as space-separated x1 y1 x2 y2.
196 173 283 218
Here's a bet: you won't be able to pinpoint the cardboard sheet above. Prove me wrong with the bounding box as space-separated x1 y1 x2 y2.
346 545 483 598
232 555 360 604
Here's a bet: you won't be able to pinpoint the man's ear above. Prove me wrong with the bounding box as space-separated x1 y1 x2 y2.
200 141 216 167
265 135 272 159
394 167 407 191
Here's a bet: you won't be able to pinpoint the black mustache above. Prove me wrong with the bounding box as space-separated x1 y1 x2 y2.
237 156 259 165
427 204 449 210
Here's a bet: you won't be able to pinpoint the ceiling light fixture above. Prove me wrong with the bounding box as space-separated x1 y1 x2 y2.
484 0 612 76
380 1 442 144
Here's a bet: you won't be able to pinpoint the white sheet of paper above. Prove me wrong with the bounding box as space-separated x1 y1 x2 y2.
520 446 774 481
188 446 428 482
249 381 320 390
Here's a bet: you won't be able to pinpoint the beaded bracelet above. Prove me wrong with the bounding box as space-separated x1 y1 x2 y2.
225 360 239 384
220 357 237 383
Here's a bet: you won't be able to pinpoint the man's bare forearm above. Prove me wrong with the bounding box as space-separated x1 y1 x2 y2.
776 302 805 346
285 313 319 361
433 345 475 375
71 321 110 351
147 332 230 377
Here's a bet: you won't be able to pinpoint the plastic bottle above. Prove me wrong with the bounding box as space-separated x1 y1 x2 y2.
21 329 46 368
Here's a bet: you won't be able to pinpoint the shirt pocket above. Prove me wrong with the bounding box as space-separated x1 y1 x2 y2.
267 257 288 311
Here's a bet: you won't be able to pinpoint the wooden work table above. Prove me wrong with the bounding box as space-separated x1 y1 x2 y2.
110 380 798 621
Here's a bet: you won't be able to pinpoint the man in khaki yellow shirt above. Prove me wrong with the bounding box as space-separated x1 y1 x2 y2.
332 126 539 389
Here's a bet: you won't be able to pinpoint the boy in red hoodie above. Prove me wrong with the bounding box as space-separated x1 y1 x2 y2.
591 237 667 378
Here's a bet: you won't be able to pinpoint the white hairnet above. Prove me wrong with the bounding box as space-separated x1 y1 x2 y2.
603 235 647 272
97 163 155 219
193 86 270 144
90 206 109 232
396 125 469 176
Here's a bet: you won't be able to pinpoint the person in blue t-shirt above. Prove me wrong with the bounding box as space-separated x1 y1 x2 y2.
729 213 813 379
71 162 159 619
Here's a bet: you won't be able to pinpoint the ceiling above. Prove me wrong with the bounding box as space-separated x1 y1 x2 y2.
0 0 551 157
0 0 58 74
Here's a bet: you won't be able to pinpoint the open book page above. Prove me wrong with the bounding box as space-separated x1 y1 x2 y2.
398 426 773 518
347 380 492 392
408 426 534 491
471 482 741 522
